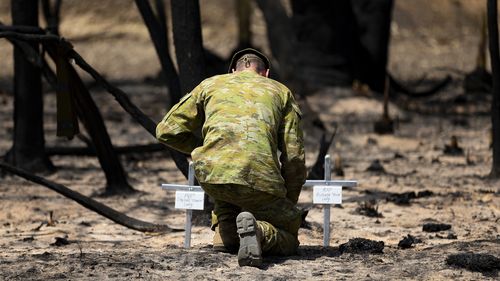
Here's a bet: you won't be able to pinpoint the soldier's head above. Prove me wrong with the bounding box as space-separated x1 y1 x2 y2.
228 48 270 77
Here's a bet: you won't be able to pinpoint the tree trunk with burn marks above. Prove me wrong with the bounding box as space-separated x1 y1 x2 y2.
487 0 500 177
5 0 54 173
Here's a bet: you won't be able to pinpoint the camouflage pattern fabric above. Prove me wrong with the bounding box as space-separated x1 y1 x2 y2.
156 70 306 202
204 183 302 256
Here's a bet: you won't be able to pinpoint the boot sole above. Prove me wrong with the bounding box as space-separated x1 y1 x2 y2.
236 212 262 267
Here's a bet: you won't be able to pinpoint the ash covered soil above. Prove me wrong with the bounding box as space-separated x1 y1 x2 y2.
1 0 500 280
1 83 499 281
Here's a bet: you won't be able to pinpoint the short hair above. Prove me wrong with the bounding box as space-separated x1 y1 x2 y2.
235 54 267 72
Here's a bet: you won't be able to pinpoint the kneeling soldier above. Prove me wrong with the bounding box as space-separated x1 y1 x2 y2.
156 48 306 267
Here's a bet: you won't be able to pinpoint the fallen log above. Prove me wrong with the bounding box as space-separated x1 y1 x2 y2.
45 143 166 156
0 161 179 233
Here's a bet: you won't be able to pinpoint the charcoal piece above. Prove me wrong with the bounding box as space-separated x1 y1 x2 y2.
339 238 384 254
443 136 464 156
422 223 451 232
22 236 34 242
444 145 464 155
355 201 383 218
33 251 54 261
387 192 416 205
374 117 394 134
79 221 92 227
463 67 492 94
366 160 385 173
300 209 311 229
394 152 405 159
446 253 500 272
416 190 433 198
50 237 70 246
398 234 418 249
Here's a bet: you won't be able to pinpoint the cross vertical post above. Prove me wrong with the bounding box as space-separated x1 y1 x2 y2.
323 155 331 247
184 162 195 248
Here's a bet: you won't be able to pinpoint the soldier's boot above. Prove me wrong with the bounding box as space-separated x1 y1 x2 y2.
236 212 262 267
212 222 239 253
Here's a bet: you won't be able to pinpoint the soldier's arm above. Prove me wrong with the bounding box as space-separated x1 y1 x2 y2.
278 92 306 204
156 87 204 155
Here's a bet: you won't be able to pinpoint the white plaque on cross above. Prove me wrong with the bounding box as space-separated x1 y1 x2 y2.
175 191 205 210
313 185 342 204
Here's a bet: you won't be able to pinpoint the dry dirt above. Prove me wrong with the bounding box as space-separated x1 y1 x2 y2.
1 1 500 280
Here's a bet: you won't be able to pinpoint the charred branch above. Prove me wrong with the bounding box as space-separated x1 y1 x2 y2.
0 161 177 233
388 73 452 99
307 126 337 180
46 143 166 156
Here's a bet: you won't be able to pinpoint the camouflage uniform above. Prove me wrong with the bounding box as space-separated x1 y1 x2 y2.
156 70 306 255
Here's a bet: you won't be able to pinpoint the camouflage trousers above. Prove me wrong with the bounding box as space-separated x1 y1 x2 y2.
202 183 302 256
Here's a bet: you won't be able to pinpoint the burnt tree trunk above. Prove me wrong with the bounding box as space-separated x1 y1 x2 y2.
170 0 206 93
41 0 62 35
351 0 393 94
170 0 210 224
290 0 356 87
487 0 500 177
255 0 298 85
5 0 54 173
289 0 393 92
236 0 252 49
135 0 182 105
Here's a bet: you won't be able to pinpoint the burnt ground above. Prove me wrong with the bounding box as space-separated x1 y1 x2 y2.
1 0 500 280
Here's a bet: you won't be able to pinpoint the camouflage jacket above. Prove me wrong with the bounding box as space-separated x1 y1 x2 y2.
156 70 306 202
